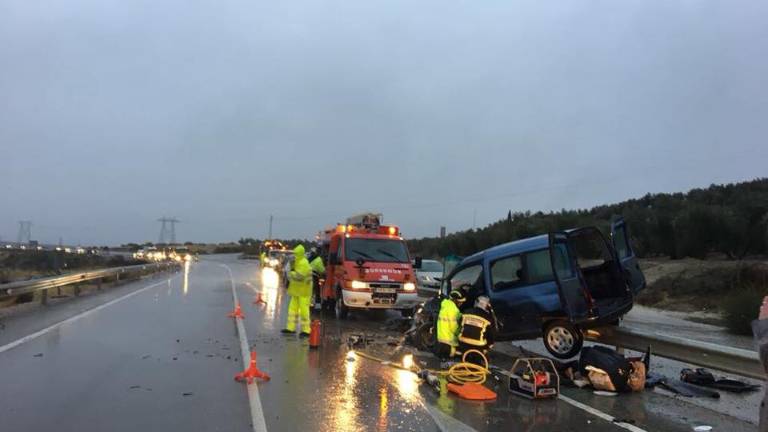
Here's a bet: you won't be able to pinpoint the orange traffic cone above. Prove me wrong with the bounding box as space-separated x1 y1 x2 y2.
253 292 267 306
309 319 322 349
235 351 270 383
228 303 245 319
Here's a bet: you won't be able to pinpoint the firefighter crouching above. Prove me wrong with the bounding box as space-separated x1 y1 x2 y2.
435 290 466 360
282 244 313 337
458 295 497 365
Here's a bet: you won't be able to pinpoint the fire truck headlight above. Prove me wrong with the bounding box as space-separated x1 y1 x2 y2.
350 280 366 289
403 282 416 292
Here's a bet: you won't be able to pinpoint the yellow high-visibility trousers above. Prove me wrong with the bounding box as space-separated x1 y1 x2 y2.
285 295 311 332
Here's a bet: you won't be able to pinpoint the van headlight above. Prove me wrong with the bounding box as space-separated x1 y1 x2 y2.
350 280 367 289
403 282 416 291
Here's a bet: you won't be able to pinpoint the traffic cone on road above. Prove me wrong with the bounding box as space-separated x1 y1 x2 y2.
309 319 322 349
234 351 270 383
228 303 245 319
253 291 267 306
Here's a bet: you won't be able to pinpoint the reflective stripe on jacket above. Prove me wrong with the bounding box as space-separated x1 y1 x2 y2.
436 299 461 347
458 313 491 347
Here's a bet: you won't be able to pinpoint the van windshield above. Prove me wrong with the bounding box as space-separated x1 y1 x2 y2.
345 238 410 263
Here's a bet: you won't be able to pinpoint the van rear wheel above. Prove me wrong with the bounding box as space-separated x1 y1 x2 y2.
543 320 583 359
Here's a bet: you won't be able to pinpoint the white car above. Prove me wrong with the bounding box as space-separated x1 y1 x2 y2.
415 259 444 291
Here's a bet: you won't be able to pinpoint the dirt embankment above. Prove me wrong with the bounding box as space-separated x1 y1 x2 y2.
636 258 768 333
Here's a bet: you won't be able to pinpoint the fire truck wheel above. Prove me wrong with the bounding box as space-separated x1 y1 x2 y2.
321 299 334 312
335 289 348 319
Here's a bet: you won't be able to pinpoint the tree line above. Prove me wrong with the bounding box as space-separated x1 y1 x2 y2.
408 178 768 260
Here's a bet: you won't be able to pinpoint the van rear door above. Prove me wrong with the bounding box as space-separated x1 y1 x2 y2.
548 233 591 323
610 218 646 294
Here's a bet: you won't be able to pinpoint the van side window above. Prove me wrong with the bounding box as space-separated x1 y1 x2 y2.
525 250 554 284
490 255 523 291
444 264 482 295
552 242 575 278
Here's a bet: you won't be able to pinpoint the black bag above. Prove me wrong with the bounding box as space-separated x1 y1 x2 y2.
579 346 632 393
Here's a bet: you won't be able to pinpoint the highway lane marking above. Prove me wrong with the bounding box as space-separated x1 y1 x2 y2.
421 400 478 432
559 394 648 432
0 277 173 354
221 264 269 432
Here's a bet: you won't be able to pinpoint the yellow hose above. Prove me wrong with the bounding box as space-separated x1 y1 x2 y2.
352 348 490 385
439 350 490 385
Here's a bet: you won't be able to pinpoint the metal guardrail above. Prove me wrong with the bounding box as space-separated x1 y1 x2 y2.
587 325 765 380
0 262 179 300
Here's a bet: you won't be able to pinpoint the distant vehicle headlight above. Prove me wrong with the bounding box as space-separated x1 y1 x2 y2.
350 280 366 289
403 282 416 291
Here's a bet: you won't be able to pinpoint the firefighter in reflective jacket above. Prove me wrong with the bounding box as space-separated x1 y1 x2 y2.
458 295 497 365
435 290 466 359
281 244 313 337
309 250 325 305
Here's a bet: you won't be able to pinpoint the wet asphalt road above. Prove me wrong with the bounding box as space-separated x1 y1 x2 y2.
0 254 759 431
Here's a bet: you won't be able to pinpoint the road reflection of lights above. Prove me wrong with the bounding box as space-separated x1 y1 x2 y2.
183 261 190 295
401 353 413 370
395 369 418 402
261 268 279 290
378 386 388 432
329 351 362 432
259 268 280 325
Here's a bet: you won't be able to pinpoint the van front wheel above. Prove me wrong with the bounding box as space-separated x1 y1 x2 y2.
543 321 583 359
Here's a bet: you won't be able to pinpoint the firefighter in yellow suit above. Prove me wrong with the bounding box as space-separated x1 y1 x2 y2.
435 290 465 359
281 244 313 337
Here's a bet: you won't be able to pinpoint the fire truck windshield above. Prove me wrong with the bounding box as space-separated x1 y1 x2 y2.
345 238 410 263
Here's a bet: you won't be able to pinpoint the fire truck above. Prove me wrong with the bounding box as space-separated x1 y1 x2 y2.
318 213 420 319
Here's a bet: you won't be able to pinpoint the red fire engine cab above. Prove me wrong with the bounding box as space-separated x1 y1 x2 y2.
319 213 420 319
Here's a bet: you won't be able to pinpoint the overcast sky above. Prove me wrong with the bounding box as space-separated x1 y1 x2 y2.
1 0 766 245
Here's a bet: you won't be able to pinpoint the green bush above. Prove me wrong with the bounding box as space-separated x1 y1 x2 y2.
723 286 766 335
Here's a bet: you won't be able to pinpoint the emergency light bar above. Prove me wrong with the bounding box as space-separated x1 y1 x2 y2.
335 224 399 236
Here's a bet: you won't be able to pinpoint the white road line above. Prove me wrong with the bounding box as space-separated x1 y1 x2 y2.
421 400 478 432
221 264 268 432
0 277 173 354
559 394 649 432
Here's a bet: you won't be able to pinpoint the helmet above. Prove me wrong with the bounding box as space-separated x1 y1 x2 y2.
449 290 466 304
475 295 491 311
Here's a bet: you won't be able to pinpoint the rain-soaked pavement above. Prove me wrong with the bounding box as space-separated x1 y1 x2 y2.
0 254 760 431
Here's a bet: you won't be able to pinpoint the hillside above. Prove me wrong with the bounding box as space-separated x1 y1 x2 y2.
408 178 768 260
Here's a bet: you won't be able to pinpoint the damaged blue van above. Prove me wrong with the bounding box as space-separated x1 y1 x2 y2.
417 217 645 359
